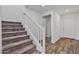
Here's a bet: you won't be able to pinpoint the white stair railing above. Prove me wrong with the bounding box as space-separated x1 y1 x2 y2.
21 12 45 53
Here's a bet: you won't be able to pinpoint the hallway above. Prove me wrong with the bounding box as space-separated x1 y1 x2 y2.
0 5 79 54
46 37 79 54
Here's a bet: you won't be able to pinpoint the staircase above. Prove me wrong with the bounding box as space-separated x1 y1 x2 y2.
2 21 40 54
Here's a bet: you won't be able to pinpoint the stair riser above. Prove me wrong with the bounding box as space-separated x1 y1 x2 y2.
23 46 36 54
2 28 25 32
2 25 23 28
2 24 22 26
2 27 23 30
2 32 27 38
2 21 21 25
2 36 30 45
3 41 33 54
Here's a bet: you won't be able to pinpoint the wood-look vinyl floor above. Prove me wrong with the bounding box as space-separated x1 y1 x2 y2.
46 37 79 54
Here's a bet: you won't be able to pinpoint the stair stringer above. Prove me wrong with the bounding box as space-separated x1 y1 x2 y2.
0 20 2 54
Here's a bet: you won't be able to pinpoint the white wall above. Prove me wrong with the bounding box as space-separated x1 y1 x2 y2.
0 6 1 17
0 6 1 53
44 9 79 43
0 5 24 22
0 5 43 27
53 12 61 43
61 12 79 40
25 8 43 26
76 13 79 39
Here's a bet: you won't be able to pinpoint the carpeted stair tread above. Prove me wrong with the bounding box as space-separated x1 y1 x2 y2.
2 31 27 38
10 44 36 54
2 31 27 34
3 35 29 41
3 39 32 50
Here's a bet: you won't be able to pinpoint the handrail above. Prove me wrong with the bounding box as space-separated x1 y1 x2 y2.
23 12 44 31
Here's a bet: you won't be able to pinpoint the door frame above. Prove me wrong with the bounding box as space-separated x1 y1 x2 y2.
42 14 52 42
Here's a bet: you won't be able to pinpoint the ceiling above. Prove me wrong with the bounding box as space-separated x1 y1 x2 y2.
25 5 79 15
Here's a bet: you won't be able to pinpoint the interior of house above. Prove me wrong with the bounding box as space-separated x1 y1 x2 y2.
0 5 79 54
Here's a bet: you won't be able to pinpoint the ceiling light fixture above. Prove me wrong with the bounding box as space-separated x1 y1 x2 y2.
41 5 45 7
65 9 69 13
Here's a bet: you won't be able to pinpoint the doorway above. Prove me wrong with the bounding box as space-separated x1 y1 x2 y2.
43 15 51 42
